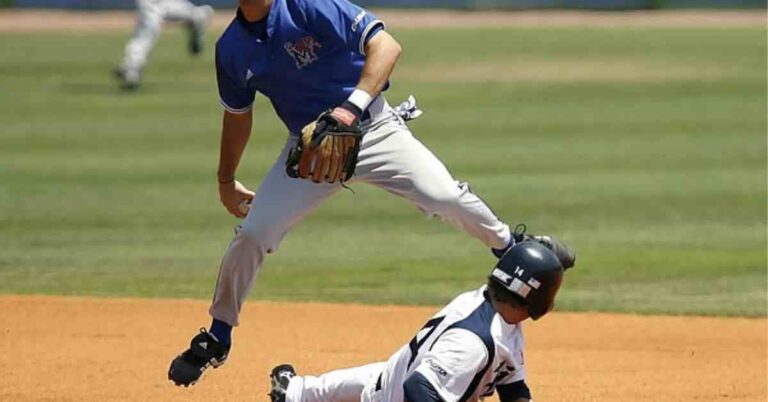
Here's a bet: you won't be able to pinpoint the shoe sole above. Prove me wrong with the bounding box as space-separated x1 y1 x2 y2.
169 358 227 387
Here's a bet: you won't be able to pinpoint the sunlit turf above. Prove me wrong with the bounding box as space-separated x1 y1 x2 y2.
0 25 765 316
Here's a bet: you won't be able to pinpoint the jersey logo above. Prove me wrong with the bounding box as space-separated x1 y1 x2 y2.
407 316 446 370
284 36 322 69
493 268 532 297
424 358 448 378
351 10 368 32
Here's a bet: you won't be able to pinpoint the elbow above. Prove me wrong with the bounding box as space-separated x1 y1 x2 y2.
378 32 402 60
391 39 402 58
365 31 402 62
497 380 532 402
389 38 402 60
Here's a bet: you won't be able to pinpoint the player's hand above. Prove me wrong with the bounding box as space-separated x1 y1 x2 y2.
310 105 361 148
285 104 363 184
218 179 255 218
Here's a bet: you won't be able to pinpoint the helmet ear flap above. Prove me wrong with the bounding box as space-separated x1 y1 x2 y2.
527 271 562 320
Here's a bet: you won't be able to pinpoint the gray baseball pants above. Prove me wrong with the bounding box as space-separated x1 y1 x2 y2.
209 97 511 326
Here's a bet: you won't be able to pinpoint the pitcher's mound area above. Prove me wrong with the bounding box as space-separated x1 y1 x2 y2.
2 296 765 401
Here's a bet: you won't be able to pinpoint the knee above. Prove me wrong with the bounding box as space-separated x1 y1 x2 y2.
419 184 466 215
137 14 163 33
234 222 283 254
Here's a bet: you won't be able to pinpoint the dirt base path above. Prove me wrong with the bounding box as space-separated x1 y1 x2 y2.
2 296 766 401
0 9 765 32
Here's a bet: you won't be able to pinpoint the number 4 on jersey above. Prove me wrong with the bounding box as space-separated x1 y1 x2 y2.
407 316 446 370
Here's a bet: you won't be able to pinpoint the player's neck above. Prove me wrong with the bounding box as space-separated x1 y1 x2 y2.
490 298 529 325
239 0 272 22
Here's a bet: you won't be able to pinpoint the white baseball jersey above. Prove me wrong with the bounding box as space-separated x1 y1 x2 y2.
284 286 526 402
362 286 526 402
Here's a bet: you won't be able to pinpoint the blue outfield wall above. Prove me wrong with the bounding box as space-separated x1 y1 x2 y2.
6 0 767 9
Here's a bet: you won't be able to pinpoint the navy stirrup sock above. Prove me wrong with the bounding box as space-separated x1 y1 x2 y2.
210 319 232 346
491 237 516 259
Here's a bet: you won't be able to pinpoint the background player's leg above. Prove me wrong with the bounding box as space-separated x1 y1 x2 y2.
286 363 385 402
209 139 340 327
355 117 511 250
157 0 197 19
159 0 213 54
117 0 163 88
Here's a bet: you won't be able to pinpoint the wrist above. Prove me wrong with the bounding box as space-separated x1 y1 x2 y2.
339 100 363 121
345 88 373 113
218 176 235 184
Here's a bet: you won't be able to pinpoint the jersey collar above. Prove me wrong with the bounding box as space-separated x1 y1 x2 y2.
235 0 278 41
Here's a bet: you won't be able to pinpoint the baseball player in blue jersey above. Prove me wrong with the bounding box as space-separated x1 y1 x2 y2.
267 241 575 402
167 0 574 387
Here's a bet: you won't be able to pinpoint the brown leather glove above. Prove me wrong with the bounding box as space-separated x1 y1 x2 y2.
286 106 363 183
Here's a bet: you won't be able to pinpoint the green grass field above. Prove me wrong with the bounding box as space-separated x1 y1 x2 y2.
0 24 765 316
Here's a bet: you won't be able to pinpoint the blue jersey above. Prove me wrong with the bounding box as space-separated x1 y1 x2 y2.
215 0 386 134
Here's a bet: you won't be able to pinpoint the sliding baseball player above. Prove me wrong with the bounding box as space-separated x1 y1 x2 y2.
269 241 575 402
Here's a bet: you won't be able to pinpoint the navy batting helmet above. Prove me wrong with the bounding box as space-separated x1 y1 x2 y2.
490 241 564 320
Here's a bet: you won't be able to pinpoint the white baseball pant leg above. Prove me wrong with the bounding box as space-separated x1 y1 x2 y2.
285 363 386 402
209 140 341 326
120 0 205 72
209 98 510 326
352 106 510 250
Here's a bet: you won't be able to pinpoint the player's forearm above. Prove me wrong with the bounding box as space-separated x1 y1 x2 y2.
403 372 444 402
357 31 401 98
217 110 253 182
497 381 532 402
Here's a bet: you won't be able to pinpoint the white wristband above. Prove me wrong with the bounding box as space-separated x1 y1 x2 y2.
347 88 373 111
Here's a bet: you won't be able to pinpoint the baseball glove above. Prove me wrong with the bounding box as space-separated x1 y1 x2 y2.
286 107 363 184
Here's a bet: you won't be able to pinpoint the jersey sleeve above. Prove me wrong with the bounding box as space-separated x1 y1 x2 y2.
215 49 256 114
298 0 385 55
413 328 489 402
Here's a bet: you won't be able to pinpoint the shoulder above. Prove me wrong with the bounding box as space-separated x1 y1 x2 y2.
215 19 243 60
448 290 496 333
425 328 490 376
437 293 497 361
436 328 490 357
291 0 366 19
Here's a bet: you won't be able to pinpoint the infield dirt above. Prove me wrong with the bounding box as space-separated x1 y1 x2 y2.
2 296 766 401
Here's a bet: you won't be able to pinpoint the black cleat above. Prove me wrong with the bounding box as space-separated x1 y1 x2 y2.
168 328 230 387
494 224 576 270
269 364 296 402
530 233 576 270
